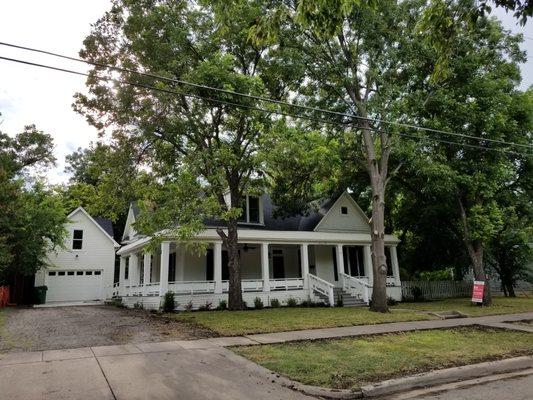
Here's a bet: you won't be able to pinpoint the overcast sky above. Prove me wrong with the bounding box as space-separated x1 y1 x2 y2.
0 1 531 184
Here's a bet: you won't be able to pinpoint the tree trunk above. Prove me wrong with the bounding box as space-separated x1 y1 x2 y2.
457 197 492 306
224 218 244 310
360 120 389 313
466 240 492 305
369 177 389 312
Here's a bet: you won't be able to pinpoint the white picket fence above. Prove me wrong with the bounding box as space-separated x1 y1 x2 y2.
401 280 472 301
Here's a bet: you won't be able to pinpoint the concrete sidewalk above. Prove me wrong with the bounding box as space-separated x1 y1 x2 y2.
0 312 531 400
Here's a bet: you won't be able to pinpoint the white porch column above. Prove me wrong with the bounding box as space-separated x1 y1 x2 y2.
159 242 170 295
261 243 270 292
214 242 223 294
119 256 126 295
300 243 310 289
129 253 139 285
390 245 401 286
364 245 373 284
336 244 344 285
143 252 151 294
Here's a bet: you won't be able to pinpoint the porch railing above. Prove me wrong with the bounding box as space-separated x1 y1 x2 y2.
340 272 371 304
168 280 215 295
308 273 334 306
122 278 306 296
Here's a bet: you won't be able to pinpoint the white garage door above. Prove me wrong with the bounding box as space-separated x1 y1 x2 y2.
45 270 104 302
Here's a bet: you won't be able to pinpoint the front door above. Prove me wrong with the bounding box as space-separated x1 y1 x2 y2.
272 250 285 279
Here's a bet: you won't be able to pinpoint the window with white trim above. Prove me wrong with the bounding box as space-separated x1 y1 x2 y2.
72 230 83 250
238 195 262 224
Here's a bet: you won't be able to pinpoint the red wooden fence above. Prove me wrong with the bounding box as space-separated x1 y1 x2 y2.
0 286 9 307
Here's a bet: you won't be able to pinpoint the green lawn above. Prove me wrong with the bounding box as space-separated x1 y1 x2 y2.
234 327 533 390
170 307 434 336
394 297 533 317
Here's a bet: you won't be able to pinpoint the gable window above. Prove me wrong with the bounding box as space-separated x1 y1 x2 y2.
248 196 260 223
238 195 262 224
72 230 83 250
341 206 348 215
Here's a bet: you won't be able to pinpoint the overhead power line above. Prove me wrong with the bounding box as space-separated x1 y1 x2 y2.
0 54 530 157
0 41 531 151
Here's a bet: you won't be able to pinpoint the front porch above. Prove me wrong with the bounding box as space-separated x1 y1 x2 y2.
115 236 402 310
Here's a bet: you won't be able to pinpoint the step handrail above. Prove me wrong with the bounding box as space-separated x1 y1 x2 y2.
339 272 370 304
308 273 335 306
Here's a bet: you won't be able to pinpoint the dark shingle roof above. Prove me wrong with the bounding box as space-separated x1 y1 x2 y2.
205 194 336 231
93 217 114 238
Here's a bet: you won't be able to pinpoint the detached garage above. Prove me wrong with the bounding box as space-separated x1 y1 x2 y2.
34 207 120 304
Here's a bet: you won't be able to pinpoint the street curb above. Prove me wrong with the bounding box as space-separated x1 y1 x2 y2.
361 355 533 397
222 349 533 399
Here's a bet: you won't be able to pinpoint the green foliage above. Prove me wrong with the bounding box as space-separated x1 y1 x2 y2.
76 0 305 309
336 293 344 307
411 286 424 302
254 297 264 309
0 125 67 284
59 140 150 236
270 298 281 308
418 269 454 281
286 297 298 307
217 299 227 310
162 291 176 313
198 301 213 311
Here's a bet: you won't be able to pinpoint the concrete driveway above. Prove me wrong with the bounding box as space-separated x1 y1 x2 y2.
0 344 311 400
0 306 213 352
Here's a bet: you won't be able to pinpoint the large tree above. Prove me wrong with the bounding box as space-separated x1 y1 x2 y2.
397 8 532 305
60 138 151 237
246 0 430 312
0 125 67 284
76 0 296 309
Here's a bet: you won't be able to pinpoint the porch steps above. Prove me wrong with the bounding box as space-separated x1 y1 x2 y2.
333 288 367 308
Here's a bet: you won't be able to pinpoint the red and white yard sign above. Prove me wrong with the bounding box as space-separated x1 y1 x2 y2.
471 281 485 303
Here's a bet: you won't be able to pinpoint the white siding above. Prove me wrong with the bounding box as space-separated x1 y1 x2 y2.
35 209 116 300
314 245 338 284
315 192 370 233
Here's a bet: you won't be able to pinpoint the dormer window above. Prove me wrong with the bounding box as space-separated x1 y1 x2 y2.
72 230 83 250
238 195 262 224
341 206 348 215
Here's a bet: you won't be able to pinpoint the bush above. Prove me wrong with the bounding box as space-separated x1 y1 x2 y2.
254 297 264 309
286 297 298 307
217 299 227 310
162 291 176 313
270 298 280 308
418 268 454 281
110 298 124 308
411 286 424 302
184 301 194 311
336 293 343 307
303 300 327 308
199 301 212 311
387 296 399 306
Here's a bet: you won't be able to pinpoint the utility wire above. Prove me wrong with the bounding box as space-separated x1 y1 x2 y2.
0 54 530 157
1 40 531 151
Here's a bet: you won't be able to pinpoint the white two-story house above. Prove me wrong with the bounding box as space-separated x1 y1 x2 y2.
116 191 401 310
34 207 120 304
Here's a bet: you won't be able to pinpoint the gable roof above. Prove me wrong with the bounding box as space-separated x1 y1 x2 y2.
204 192 360 232
93 217 114 238
313 191 370 232
68 207 120 248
